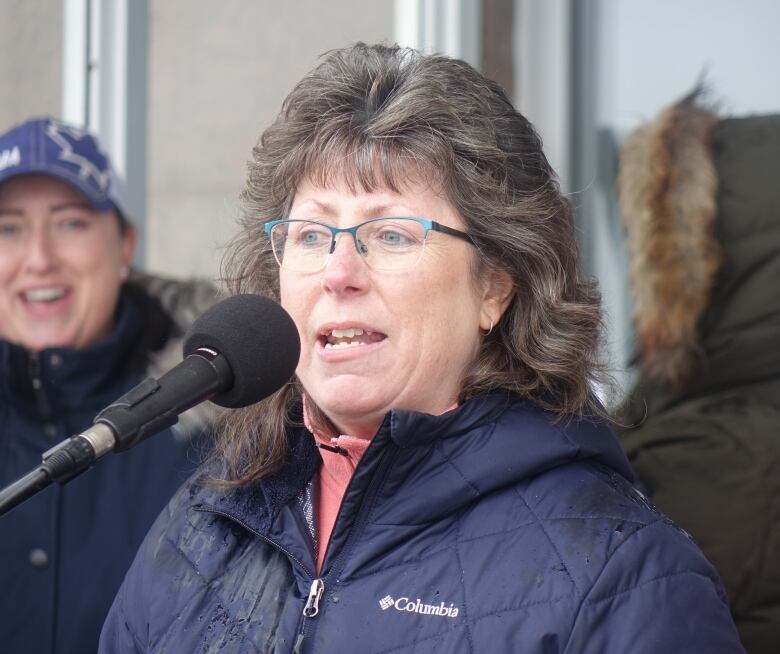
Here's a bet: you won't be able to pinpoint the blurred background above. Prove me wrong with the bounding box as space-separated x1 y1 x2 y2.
2 0 779 401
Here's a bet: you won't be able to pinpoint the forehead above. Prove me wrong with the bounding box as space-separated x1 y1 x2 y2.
290 174 469 235
0 174 91 209
292 174 446 211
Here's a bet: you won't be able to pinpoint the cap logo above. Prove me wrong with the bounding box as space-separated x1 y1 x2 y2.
0 146 21 171
45 121 111 191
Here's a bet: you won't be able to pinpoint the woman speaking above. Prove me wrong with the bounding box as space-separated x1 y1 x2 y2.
101 44 744 653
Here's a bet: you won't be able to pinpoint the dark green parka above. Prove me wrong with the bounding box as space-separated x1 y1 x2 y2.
616 94 780 654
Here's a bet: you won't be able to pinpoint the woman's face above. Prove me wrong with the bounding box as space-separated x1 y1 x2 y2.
280 176 509 438
0 175 135 351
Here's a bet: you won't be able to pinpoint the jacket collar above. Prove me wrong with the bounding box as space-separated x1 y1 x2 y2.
193 393 632 537
0 292 144 411
369 394 633 525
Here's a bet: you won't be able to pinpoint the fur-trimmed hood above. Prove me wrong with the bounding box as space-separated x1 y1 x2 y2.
618 90 720 385
618 91 780 400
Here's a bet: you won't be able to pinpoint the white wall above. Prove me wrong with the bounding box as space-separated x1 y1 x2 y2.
600 0 780 132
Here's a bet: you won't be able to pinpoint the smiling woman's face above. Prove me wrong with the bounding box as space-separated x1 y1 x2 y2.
280 176 508 438
0 175 135 351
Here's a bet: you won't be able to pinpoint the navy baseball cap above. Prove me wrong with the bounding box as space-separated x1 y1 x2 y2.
0 116 129 220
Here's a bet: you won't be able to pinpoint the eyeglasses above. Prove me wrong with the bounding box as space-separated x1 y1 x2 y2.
264 217 475 273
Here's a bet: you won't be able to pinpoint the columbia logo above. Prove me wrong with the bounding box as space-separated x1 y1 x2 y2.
378 594 460 618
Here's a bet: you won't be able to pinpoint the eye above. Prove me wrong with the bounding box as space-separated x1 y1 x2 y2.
0 220 22 237
58 216 92 231
291 222 331 248
374 224 419 248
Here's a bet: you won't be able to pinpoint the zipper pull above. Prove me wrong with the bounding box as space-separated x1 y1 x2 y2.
303 578 325 618
295 579 325 653
27 351 52 418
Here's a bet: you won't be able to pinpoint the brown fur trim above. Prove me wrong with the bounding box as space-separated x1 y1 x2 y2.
617 90 721 386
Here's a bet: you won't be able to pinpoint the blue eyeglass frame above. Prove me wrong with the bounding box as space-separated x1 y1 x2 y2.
263 217 475 256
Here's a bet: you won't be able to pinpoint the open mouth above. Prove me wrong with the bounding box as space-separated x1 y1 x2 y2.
21 287 69 304
321 327 386 350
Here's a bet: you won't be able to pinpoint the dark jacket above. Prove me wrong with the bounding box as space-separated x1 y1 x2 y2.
616 96 780 652
101 393 743 653
0 272 218 654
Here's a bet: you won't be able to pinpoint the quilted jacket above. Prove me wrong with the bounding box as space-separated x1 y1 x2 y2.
101 393 744 653
0 272 218 654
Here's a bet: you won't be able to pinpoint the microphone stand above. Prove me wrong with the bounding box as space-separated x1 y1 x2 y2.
0 425 111 517
0 349 229 518
0 468 50 515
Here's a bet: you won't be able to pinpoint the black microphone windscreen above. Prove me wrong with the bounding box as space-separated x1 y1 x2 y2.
182 294 300 408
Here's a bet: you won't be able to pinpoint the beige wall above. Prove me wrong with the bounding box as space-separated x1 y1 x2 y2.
0 0 62 129
0 0 393 282
145 1 395 281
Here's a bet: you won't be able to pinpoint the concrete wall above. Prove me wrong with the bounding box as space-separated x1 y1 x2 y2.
0 0 62 129
145 1 395 281
0 0 393 282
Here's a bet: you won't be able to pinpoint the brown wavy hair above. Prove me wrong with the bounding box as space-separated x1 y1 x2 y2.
213 43 606 486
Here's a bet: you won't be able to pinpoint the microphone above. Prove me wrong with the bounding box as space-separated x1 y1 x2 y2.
0 294 300 517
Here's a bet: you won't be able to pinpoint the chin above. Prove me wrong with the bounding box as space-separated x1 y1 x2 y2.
24 337 72 351
320 394 385 418
313 392 388 431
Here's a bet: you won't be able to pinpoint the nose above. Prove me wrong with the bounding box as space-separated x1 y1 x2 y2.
24 227 59 274
320 232 370 296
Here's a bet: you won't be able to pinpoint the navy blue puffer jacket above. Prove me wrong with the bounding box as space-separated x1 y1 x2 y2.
0 273 218 654
100 394 744 653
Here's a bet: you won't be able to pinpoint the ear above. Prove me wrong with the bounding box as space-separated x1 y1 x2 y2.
120 224 137 267
479 270 514 332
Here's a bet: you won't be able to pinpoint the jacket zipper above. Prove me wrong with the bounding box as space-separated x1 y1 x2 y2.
195 506 326 653
293 579 325 654
297 445 399 654
199 439 397 654
193 506 315 579
28 352 53 418
302 578 324 617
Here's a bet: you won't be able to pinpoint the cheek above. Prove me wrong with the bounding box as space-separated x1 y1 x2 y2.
279 275 312 349
0 251 23 284
0 261 14 290
279 274 300 319
408 288 478 362
67 242 125 306
67 233 125 273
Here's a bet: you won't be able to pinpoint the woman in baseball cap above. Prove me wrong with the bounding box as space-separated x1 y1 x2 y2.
0 117 135 349
0 116 218 654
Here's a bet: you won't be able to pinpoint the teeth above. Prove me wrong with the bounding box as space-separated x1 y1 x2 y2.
24 288 66 302
330 328 364 338
324 341 363 349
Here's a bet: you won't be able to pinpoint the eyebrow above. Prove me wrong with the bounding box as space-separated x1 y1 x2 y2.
296 199 336 216
50 201 95 213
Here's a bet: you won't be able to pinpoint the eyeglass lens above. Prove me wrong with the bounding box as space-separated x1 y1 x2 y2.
270 218 428 272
